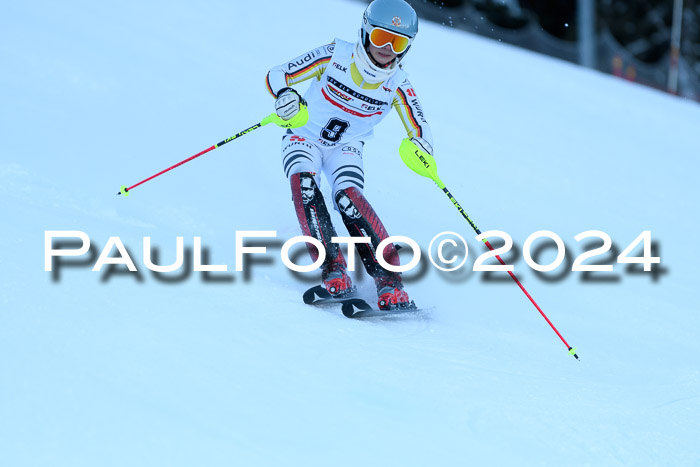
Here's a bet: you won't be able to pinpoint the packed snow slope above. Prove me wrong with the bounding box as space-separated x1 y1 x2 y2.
2 1 699 466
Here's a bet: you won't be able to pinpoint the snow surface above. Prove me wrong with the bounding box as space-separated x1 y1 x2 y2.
2 0 700 465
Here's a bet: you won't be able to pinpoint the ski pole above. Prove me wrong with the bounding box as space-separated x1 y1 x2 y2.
399 139 579 361
117 105 309 196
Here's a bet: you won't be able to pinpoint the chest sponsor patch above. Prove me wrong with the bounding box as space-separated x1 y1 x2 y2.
327 76 387 106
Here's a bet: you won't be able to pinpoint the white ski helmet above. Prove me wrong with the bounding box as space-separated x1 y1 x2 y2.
354 0 419 84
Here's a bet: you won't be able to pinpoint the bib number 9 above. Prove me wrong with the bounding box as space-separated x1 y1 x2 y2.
321 118 350 143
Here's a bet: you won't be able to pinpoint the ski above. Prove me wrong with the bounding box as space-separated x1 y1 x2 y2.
341 300 423 319
302 285 373 312
303 285 426 319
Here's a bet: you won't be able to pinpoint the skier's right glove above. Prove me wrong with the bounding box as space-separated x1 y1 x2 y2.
275 87 306 121
263 88 309 129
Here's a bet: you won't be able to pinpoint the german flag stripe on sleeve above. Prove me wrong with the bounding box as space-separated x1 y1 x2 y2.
287 56 331 80
395 88 422 137
265 72 276 97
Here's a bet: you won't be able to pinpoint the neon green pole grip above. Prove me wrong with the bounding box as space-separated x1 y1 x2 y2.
262 104 309 129
398 138 445 189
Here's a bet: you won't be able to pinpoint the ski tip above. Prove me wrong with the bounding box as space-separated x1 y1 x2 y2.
303 285 329 304
341 299 373 318
341 304 355 318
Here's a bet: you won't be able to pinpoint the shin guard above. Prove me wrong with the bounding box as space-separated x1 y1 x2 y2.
334 187 400 279
290 172 346 267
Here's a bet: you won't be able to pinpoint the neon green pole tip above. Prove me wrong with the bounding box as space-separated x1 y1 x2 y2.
568 347 578 356
120 185 130 197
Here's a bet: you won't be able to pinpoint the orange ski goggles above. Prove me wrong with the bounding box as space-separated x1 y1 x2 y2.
368 26 411 54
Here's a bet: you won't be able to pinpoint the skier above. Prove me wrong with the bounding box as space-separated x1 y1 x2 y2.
265 0 433 310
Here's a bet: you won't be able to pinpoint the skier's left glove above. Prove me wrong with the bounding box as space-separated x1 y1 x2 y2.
409 137 433 156
399 136 442 187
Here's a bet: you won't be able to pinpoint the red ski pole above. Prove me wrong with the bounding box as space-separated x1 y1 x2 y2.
117 106 309 196
399 139 579 360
